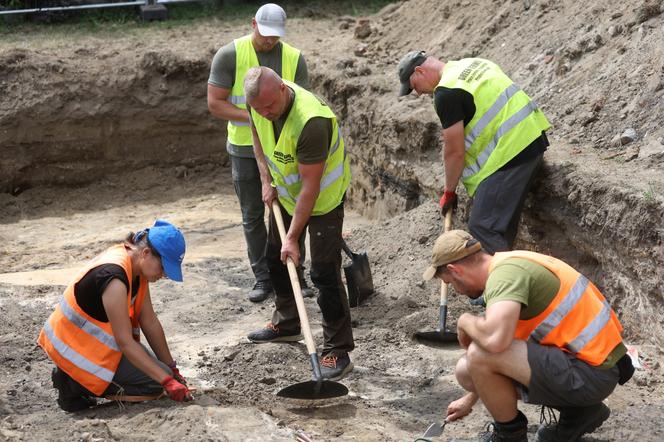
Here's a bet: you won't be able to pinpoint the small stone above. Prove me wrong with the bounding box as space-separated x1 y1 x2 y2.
197 351 206 356
608 24 622 37
354 19 372 39
259 377 276 385
620 128 637 144
223 349 241 361
354 43 369 57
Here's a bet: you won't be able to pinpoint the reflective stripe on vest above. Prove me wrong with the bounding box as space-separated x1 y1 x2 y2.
37 244 149 395
59 298 120 352
251 82 350 216
436 58 550 196
490 251 623 366
42 320 115 383
227 36 301 146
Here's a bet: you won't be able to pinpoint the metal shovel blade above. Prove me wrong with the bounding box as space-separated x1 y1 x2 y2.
276 380 348 400
422 421 446 438
414 329 459 347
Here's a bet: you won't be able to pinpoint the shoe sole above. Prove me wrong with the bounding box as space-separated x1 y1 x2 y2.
248 334 303 344
325 362 354 382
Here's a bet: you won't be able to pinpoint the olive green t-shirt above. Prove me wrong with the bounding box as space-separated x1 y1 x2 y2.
484 257 626 369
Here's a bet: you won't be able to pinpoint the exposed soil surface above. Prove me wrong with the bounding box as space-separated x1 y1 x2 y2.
2 1 664 441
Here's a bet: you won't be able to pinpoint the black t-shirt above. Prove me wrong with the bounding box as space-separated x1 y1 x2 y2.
434 87 548 168
74 263 139 322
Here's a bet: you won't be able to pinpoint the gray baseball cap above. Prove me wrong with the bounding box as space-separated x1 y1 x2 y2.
255 3 287 38
397 50 427 96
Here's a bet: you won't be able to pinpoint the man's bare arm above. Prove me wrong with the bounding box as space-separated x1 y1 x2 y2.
207 84 249 123
441 120 466 192
457 300 521 353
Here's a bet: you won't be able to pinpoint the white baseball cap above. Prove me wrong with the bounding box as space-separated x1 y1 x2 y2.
255 3 286 38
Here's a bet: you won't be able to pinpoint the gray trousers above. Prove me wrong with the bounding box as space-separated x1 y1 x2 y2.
62 344 170 397
468 153 543 254
102 345 170 396
231 155 306 283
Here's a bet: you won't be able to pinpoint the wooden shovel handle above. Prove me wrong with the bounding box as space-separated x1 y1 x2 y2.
439 209 453 308
270 201 318 356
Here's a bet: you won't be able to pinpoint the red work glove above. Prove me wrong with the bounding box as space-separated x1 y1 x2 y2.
171 367 188 386
439 190 458 215
161 376 193 402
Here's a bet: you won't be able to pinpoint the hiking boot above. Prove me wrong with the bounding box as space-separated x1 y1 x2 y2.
248 280 274 303
450 411 528 442
320 353 354 381
536 403 610 442
247 322 302 343
52 368 96 412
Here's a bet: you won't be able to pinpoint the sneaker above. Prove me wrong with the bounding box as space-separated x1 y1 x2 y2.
247 322 302 343
248 280 274 303
320 353 354 381
536 403 610 442
52 368 96 412
450 411 528 442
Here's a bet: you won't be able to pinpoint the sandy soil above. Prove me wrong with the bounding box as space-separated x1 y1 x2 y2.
0 164 663 441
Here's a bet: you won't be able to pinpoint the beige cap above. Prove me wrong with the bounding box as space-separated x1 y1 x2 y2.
422 230 482 280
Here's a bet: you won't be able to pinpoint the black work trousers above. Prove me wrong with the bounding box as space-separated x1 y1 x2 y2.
267 200 354 357
468 152 543 254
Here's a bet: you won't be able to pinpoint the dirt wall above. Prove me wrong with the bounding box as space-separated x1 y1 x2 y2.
0 47 224 194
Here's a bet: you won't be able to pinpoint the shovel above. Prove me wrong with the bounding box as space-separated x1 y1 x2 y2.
415 209 458 346
341 239 374 307
270 201 348 400
414 421 447 441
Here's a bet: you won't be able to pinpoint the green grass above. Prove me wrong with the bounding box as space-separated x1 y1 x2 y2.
0 0 397 38
643 182 657 202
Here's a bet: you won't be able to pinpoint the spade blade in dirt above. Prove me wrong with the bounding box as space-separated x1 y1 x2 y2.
277 380 348 400
415 329 458 347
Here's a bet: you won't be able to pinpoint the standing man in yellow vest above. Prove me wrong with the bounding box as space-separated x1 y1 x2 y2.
208 3 313 303
397 52 551 257
243 66 354 381
421 230 633 442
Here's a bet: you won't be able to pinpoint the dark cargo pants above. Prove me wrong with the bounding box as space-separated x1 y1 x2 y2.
267 200 354 357
468 152 543 254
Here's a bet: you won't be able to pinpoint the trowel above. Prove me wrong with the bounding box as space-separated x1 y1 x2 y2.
416 421 446 440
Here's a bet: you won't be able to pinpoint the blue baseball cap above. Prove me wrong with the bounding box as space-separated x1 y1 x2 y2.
147 219 186 282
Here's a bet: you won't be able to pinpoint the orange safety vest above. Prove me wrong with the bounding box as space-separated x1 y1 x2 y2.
37 244 148 395
490 251 624 366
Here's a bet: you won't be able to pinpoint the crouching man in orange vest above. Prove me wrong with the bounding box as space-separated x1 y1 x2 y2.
37 220 193 412
422 230 634 442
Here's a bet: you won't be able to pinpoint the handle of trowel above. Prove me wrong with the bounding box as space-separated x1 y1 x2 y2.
438 209 453 331
270 201 322 378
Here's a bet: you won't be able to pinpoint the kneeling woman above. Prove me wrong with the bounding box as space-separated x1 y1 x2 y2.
38 219 192 411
